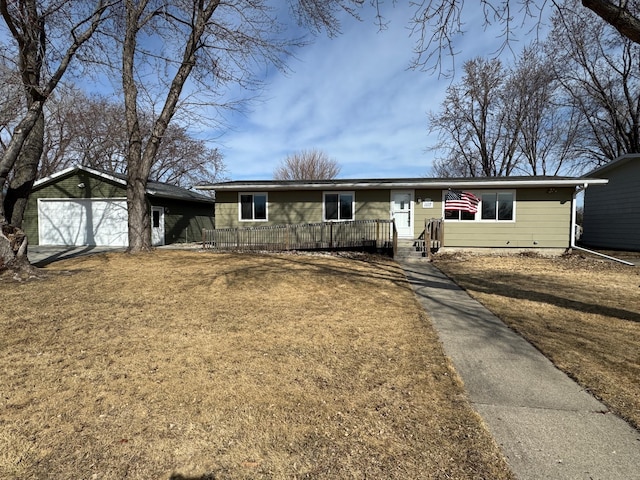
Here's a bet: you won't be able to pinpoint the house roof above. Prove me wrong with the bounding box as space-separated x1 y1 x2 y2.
197 175 608 191
582 153 640 177
33 165 215 204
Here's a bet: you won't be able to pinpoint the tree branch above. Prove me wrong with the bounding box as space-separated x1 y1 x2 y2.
582 0 640 44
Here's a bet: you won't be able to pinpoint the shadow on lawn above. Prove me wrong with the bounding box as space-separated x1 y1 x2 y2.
199 251 415 294
436 268 640 324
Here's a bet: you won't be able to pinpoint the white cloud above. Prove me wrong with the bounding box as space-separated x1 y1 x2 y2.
214 2 531 180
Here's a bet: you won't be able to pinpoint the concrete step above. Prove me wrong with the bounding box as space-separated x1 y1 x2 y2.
395 240 427 260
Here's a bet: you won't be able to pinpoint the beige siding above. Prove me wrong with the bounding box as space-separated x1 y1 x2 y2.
214 186 573 249
582 161 640 250
214 191 241 228
268 191 322 224
414 189 444 237
354 190 389 219
214 189 390 228
442 188 573 248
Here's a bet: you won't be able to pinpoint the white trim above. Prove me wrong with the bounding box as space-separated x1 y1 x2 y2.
478 190 516 223
33 165 127 189
442 189 516 223
151 206 165 246
238 192 268 222
390 190 414 238
323 191 355 221
199 178 609 191
37 196 127 201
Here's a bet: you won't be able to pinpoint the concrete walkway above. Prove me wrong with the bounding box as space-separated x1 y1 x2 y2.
398 258 640 480
28 246 126 266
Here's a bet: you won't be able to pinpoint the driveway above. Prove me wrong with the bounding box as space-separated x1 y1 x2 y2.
28 246 126 267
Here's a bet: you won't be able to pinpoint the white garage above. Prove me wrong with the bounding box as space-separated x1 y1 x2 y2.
38 198 129 247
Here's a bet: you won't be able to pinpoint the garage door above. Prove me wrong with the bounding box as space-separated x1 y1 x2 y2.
38 199 129 247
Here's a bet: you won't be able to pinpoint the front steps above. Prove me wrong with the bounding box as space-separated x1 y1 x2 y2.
395 239 427 261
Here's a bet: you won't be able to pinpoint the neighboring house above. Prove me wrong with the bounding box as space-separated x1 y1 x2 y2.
581 154 640 251
197 176 607 252
24 166 215 247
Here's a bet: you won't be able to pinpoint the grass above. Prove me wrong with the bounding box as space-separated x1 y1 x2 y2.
1 250 513 480
434 252 640 431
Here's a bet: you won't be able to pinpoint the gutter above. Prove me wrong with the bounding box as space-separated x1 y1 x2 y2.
570 183 634 266
198 178 609 191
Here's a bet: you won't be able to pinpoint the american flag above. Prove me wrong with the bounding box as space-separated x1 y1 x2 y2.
445 190 480 213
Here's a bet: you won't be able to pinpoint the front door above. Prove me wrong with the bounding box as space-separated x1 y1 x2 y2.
151 206 165 246
391 191 414 238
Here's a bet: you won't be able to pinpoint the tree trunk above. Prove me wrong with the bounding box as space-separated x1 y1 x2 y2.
0 223 32 274
126 166 152 251
4 112 44 228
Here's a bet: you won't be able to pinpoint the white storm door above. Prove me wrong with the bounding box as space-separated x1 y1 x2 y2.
391 191 414 238
151 206 165 246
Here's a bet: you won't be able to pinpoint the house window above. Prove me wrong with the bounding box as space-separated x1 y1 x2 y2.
443 190 515 222
443 190 478 221
481 192 514 221
239 193 267 221
324 192 354 221
444 209 476 221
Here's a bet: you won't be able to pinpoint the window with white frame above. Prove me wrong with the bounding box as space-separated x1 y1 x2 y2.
480 192 514 221
239 193 267 221
444 209 476 221
323 192 354 221
443 190 515 222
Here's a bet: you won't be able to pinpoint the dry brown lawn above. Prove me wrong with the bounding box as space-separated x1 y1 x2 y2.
434 253 640 431
1 250 513 480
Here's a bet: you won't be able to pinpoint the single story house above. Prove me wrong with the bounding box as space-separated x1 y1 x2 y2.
197 176 607 252
581 154 640 251
24 166 215 247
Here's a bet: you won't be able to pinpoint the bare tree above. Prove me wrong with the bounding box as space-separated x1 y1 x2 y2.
508 44 581 175
101 0 357 252
274 149 341 180
37 88 225 186
0 0 111 272
408 1 640 73
431 2 640 178
149 125 225 187
429 57 522 177
37 87 126 177
548 1 640 168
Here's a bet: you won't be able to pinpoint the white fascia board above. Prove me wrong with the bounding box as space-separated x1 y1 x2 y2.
79 165 127 186
146 190 215 204
33 166 78 187
198 178 609 191
33 165 127 188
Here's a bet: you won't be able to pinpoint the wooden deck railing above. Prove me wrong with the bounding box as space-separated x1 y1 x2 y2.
203 219 396 254
418 218 444 259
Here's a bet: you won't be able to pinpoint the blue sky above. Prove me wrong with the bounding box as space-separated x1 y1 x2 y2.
214 3 531 181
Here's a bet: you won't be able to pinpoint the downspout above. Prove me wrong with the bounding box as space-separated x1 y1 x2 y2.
570 183 635 266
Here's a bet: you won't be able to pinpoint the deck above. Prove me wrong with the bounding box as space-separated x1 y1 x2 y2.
202 219 398 255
